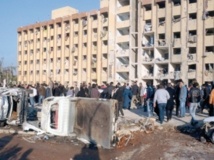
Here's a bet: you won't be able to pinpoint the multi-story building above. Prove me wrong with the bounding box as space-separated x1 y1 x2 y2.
139 0 214 85
17 0 214 86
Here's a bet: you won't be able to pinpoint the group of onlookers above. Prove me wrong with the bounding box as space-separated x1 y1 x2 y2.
3 79 214 125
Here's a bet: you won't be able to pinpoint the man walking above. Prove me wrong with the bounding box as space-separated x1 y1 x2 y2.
179 80 187 117
153 84 170 124
131 81 139 109
166 83 175 121
188 82 201 125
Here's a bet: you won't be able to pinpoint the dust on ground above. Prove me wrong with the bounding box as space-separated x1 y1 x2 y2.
0 124 214 160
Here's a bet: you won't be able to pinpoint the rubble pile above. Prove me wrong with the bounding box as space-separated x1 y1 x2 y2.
115 117 158 148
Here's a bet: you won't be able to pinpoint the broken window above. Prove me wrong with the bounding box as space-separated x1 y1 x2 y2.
92 68 96 73
103 40 108 46
144 4 152 11
174 32 181 38
158 34 166 46
172 15 181 23
189 0 197 4
157 1 165 9
145 20 152 32
159 18 165 26
82 18 87 27
172 0 181 6
101 13 108 23
189 13 197 20
188 30 197 43
207 11 214 18
205 63 214 71
206 28 214 36
206 46 214 53
173 48 181 55
188 64 196 72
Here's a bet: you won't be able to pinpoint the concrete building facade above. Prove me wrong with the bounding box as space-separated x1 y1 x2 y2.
17 0 214 86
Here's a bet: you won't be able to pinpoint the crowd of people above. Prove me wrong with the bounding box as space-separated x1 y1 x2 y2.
1 79 214 125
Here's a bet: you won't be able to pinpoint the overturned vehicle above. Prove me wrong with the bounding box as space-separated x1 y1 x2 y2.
200 117 214 143
0 88 118 149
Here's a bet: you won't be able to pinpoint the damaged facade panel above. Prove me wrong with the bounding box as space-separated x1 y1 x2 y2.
41 97 117 149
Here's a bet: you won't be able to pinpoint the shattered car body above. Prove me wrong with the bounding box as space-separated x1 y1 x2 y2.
0 88 28 126
1 88 118 149
201 117 214 143
41 97 118 149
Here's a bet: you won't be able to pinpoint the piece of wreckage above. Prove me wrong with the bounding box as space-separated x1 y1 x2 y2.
200 116 214 144
0 88 118 149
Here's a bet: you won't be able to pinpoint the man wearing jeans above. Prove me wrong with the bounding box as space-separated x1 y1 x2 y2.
188 82 201 125
146 82 154 117
153 84 170 124
179 80 187 117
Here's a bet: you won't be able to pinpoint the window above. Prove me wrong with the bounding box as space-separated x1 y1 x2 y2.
43 48 47 52
159 34 165 39
24 71 27 75
172 0 181 6
188 64 196 71
73 19 78 24
205 64 214 71
91 15 97 21
103 40 108 46
50 36 54 40
36 49 40 53
36 70 39 74
189 47 196 54
25 51 27 55
74 31 78 37
174 48 181 55
83 30 87 36
50 24 54 29
83 55 87 60
189 13 197 20
144 4 152 11
174 32 181 38
36 60 40 64
189 30 197 36
57 46 61 51
206 46 214 53
157 2 165 8
93 28 97 33
172 15 181 22
83 43 87 48
189 0 197 4
206 28 214 36
159 18 165 25
57 23 61 27
30 60 33 64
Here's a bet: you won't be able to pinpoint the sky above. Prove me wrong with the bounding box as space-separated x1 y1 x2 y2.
0 0 99 67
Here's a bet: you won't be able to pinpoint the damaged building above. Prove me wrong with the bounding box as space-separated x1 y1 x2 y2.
17 0 214 86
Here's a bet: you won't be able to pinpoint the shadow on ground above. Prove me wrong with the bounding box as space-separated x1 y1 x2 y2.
0 133 33 160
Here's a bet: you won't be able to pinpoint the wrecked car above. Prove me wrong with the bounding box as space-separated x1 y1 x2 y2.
200 117 214 143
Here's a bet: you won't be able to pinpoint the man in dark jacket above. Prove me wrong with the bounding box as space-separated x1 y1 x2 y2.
166 83 175 121
188 82 201 125
113 83 124 117
131 81 139 109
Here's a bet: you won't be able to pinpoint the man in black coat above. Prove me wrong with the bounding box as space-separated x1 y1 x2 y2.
166 83 175 121
113 83 124 117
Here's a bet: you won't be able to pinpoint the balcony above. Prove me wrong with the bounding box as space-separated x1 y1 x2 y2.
204 71 214 82
74 24 78 31
172 6 181 16
158 25 165 33
173 38 181 47
116 49 129 57
116 35 129 43
102 59 108 67
171 54 182 63
157 8 165 18
205 18 214 28
82 61 87 68
117 6 130 14
144 10 152 20
187 71 196 79
188 3 197 13
205 35 214 46
172 21 180 32
116 20 130 29
102 46 108 53
116 64 129 72
188 20 197 30
91 73 97 79
92 20 98 28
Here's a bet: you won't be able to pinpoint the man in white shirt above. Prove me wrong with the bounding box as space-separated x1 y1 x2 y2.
153 84 170 124
29 85 37 107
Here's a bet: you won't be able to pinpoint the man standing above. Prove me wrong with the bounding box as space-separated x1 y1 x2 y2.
146 82 154 117
188 82 201 125
113 83 124 117
179 80 187 117
29 85 37 107
131 81 139 109
166 83 175 121
153 84 170 124
38 84 46 105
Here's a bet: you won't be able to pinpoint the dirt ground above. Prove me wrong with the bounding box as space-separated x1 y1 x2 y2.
0 125 214 160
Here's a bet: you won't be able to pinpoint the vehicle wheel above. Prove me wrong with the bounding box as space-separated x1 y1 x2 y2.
211 130 214 144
